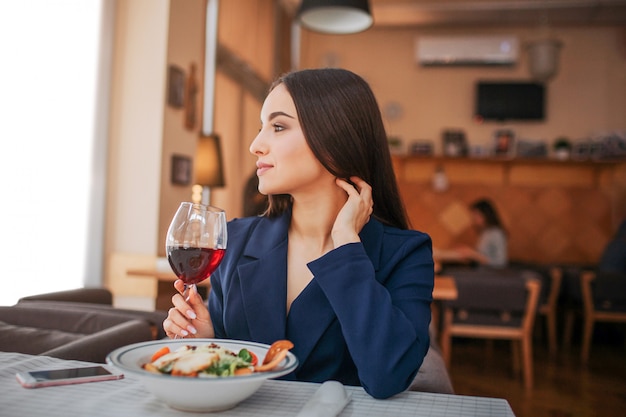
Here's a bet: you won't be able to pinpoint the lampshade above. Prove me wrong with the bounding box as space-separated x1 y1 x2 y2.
297 0 373 35
194 134 225 187
527 39 562 82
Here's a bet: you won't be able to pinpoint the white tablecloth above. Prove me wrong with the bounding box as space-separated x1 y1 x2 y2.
0 352 515 417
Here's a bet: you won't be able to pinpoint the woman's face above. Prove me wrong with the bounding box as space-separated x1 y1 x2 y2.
471 209 486 229
249 83 332 196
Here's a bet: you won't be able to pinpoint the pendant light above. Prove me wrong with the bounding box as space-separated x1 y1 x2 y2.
297 0 373 35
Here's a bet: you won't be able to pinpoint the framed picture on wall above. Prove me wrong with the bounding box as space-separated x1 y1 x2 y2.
493 129 515 157
171 154 192 185
442 129 468 157
167 65 185 108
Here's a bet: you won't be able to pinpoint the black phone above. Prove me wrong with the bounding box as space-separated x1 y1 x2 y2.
16 365 124 388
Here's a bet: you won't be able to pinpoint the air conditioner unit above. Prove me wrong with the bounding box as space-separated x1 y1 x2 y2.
416 35 519 66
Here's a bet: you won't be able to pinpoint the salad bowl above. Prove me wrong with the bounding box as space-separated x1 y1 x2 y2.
106 338 298 412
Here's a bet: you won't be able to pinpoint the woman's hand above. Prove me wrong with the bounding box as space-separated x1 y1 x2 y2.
332 176 374 248
455 245 489 264
163 280 214 339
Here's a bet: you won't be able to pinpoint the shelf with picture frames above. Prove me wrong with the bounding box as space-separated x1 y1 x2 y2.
392 155 624 188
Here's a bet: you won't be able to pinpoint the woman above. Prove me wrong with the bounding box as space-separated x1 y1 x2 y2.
164 68 434 399
434 198 508 268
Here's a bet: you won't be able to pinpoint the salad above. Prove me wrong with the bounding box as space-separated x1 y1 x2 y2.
142 340 293 378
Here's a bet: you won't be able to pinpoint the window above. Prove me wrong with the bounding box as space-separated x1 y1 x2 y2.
0 0 108 305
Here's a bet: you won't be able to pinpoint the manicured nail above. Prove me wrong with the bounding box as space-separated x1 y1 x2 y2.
187 310 197 319
187 325 197 335
180 329 189 337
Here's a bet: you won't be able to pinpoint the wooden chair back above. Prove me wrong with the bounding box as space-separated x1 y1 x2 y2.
580 270 626 364
441 268 541 391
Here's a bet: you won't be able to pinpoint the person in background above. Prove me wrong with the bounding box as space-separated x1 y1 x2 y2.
163 68 434 399
434 198 508 269
598 218 626 274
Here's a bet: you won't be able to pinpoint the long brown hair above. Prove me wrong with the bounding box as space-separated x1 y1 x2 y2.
264 68 409 230
470 198 505 231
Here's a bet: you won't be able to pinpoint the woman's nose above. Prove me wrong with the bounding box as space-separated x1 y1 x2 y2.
249 132 266 155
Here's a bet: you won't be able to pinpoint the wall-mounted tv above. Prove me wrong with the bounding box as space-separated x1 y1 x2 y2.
475 81 545 121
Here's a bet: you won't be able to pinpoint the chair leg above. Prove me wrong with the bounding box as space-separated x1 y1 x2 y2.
547 311 558 357
511 340 521 376
430 303 440 342
581 315 594 365
441 310 452 368
522 336 533 391
563 309 575 351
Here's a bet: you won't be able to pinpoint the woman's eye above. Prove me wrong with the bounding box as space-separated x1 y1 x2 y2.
273 124 284 132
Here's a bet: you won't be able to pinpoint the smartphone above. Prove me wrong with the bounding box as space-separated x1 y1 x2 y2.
16 365 124 388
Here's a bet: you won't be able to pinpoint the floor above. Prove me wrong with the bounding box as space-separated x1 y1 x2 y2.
446 324 626 417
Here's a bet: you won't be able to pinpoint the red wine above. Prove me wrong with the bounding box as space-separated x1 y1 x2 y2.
166 246 226 285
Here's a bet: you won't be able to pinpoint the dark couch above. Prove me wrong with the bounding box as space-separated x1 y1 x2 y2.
0 288 168 363
0 288 454 394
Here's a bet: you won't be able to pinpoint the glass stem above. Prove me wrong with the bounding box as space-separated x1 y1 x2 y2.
173 283 197 340
182 283 197 302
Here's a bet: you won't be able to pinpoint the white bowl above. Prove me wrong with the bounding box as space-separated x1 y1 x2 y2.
106 338 298 412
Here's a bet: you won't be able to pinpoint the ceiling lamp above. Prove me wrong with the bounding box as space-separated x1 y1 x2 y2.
527 39 562 82
297 0 373 35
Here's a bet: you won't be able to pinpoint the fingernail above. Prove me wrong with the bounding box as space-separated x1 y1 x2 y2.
187 325 197 335
187 310 197 319
180 329 189 337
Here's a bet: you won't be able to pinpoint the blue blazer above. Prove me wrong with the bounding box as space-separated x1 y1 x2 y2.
208 211 434 399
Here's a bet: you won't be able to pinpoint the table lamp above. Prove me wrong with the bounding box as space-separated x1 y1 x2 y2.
194 133 225 206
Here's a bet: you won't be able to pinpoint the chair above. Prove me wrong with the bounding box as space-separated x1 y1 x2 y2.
534 266 563 356
509 261 563 355
409 326 455 394
566 219 626 353
580 270 626 364
441 268 541 391
545 268 563 355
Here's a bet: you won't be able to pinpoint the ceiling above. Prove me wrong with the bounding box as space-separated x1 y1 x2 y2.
283 0 626 27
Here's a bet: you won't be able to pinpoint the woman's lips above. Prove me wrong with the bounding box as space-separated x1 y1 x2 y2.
256 162 272 176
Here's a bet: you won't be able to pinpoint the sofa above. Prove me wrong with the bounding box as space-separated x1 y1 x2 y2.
0 288 168 363
0 288 454 394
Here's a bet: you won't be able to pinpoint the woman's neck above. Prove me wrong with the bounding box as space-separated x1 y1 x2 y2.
289 187 346 249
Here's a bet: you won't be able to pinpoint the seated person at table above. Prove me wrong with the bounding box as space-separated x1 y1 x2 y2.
434 198 508 269
598 218 626 274
163 68 434 399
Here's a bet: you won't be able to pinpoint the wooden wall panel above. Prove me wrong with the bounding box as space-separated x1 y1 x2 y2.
219 0 275 81
395 157 626 265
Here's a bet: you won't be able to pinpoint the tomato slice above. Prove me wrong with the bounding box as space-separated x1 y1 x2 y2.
263 340 294 365
248 350 258 367
237 348 258 366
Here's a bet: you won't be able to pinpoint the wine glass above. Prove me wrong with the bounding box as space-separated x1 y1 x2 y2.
166 202 227 302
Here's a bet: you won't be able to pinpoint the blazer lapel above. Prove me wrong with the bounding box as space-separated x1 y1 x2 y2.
237 213 290 344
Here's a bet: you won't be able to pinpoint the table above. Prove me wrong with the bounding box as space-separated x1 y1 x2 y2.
127 269 210 310
0 352 514 417
127 269 457 310
432 275 457 301
430 275 457 339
